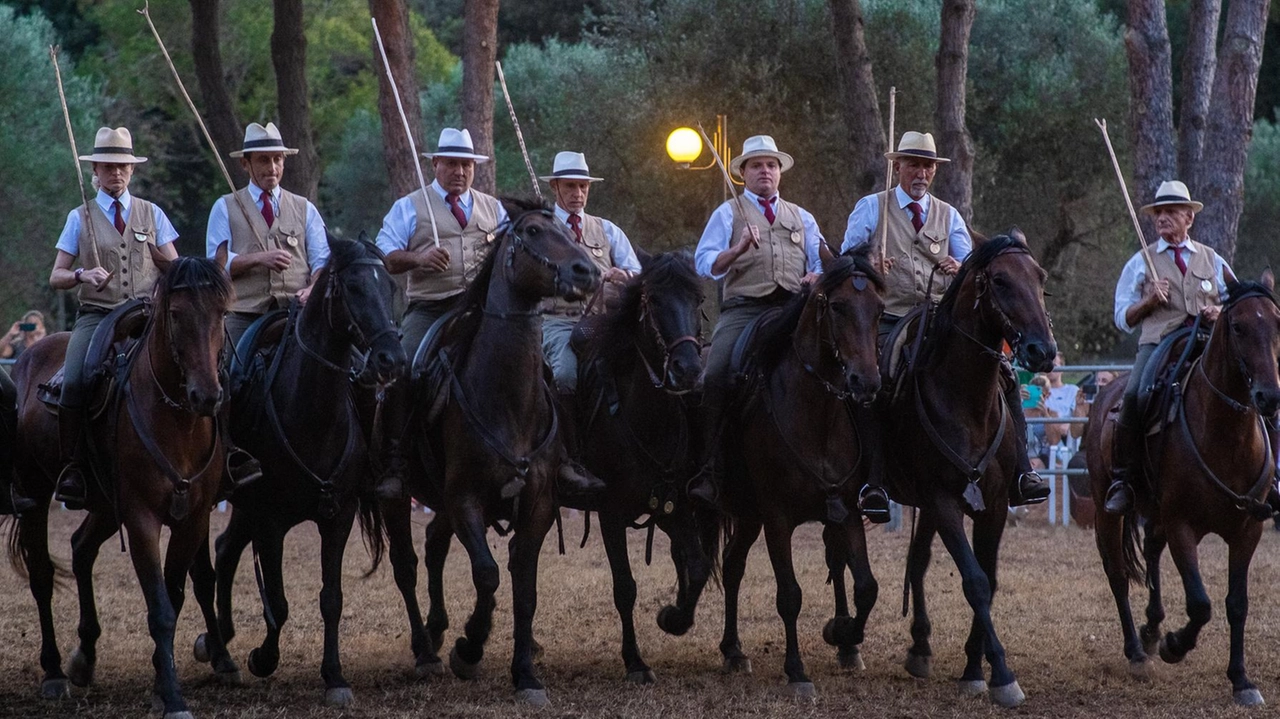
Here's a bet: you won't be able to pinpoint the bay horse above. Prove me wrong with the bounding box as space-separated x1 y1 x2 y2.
567 250 708 683
382 197 600 706
886 233 1056 708
1087 275 1280 706
715 247 885 697
10 251 234 719
201 236 405 707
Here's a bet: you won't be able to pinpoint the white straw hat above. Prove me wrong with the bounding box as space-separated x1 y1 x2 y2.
1139 180 1203 213
885 131 950 163
729 135 794 178
78 127 147 164
422 128 490 163
539 151 603 182
229 122 298 157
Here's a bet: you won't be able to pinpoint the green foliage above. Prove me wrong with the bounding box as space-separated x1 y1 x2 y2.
1234 113 1280 280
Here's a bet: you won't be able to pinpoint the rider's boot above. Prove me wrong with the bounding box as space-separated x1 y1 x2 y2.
850 400 890 523
555 389 606 504
1002 360 1050 507
54 404 89 510
1103 396 1142 515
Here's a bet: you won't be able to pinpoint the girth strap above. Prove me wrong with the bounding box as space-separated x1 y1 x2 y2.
912 374 1008 512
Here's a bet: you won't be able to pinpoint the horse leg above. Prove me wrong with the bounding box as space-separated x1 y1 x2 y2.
904 510 937 680
821 523 854 662
1225 529 1264 706
213 505 255 645
317 512 357 708
657 511 710 637
958 509 1007 694
246 522 289 679
1139 525 1168 656
188 534 241 684
598 512 652 682
839 520 878 671
1158 526 1212 664
761 517 813 697
17 506 69 698
447 506 498 679
67 512 117 689
1095 512 1150 676
507 495 556 705
383 497 439 676
127 514 191 718
719 514 761 673
423 511 454 656
935 508 1024 707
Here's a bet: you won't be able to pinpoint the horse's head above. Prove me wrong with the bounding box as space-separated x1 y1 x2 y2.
151 248 234 417
797 245 884 403
950 231 1057 372
1216 272 1280 415
500 198 601 303
632 251 704 393
318 234 407 384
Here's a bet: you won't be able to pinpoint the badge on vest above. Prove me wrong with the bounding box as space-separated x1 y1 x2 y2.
133 231 149 243
1200 279 1213 292
591 246 604 257
485 232 495 244
790 230 802 244
285 234 299 248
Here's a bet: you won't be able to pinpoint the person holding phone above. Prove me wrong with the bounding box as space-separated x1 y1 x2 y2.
0 310 46 360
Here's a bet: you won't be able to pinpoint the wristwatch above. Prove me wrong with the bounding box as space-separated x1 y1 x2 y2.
74 267 84 283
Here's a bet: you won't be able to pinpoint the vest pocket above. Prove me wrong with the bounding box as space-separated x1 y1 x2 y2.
1190 269 1216 313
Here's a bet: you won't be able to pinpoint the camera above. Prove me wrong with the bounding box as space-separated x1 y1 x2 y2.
18 322 36 332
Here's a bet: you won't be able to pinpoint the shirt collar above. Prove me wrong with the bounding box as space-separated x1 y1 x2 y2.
894 186 931 211
554 204 583 225
1156 236 1197 254
96 188 131 213
431 179 472 206
250 181 275 203
743 189 780 205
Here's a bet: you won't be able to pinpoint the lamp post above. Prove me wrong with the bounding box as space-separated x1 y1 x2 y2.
666 114 739 201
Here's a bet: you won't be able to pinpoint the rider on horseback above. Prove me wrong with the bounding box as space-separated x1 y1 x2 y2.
842 131 1049 508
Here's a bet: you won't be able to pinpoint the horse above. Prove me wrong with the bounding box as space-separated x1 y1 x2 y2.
381 197 601 706
566 249 708 683
1087 274 1280 706
10 251 234 719
200 236 406 708
713 247 885 697
885 233 1056 708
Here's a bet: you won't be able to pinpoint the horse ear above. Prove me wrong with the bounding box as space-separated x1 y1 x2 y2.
213 241 230 275
149 242 173 274
969 224 989 247
635 245 653 270
1008 226 1027 245
1262 267 1274 292
819 240 836 272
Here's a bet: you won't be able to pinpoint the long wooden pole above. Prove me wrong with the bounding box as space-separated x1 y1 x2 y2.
49 45 102 272
495 61 542 200
1094 118 1159 278
878 87 896 275
696 123 757 249
371 17 440 248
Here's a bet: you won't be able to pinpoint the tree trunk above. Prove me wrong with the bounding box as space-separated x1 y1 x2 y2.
188 0 246 187
1192 0 1269 263
272 0 320 201
1124 0 1176 243
933 0 976 224
370 0 424 199
827 0 884 199
461 0 499 194
1177 0 1222 190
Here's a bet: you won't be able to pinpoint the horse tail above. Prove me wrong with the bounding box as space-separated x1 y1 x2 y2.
1120 511 1145 585
694 504 724 588
4 515 25 578
357 495 387 578
5 511 70 584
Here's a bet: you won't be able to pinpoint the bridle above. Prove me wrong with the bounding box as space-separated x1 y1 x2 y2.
791 274 878 401
294 254 399 377
149 283 227 412
956 247 1051 364
1196 289 1280 414
635 289 701 394
486 208 584 318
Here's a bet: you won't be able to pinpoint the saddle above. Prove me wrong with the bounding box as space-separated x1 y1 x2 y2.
227 308 289 423
412 307 465 427
878 305 929 405
37 300 150 418
1132 324 1206 436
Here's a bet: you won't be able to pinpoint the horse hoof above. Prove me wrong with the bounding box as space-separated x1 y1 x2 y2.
990 680 1026 708
216 667 245 686
904 652 932 680
67 649 94 688
1157 637 1184 665
656 605 692 636
958 679 988 697
721 655 753 674
39 678 70 700
822 616 858 647
787 681 817 700
247 648 278 678
1139 625 1161 655
1128 658 1155 681
837 647 865 671
625 669 657 684
415 659 446 679
1234 688 1265 707
193 634 211 663
325 687 354 708
514 688 550 707
449 646 482 680
151 694 164 713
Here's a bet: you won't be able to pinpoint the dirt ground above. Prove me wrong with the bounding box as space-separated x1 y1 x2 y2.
1 504 1278 718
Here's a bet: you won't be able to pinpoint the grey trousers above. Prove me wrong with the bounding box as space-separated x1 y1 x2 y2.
400 297 464 362
704 302 778 400
542 316 579 392
1123 343 1158 402
62 308 109 409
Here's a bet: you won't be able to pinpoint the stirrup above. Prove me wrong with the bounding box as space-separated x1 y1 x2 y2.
3 486 37 516
54 465 87 511
1009 471 1050 507
226 447 263 488
686 467 719 508
857 485 891 524
557 460 606 495
1103 480 1133 515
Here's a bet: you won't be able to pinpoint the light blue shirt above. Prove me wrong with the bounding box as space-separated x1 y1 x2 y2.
375 180 511 255
840 186 972 261
205 182 329 273
555 205 642 274
694 189 824 280
56 189 179 255
1113 237 1231 334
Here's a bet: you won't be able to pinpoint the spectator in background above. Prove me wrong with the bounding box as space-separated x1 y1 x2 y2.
1044 352 1079 420
1 310 46 360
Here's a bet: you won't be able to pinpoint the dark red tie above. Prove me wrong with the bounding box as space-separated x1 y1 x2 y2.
112 200 126 235
260 191 275 228
568 213 584 243
447 194 468 229
1172 246 1187 276
907 202 924 233
758 196 776 224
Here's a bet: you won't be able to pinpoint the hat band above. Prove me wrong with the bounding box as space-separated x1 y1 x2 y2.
552 168 592 177
1153 194 1195 204
436 145 477 154
895 148 937 159
93 145 133 155
243 138 285 150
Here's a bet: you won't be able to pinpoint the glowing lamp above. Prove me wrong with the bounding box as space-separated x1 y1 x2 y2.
666 127 703 164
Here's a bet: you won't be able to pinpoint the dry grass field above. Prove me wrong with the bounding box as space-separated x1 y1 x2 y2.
2 505 1279 718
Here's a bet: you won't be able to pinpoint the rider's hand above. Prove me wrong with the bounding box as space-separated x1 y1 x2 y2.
1200 305 1221 323
257 249 293 272
80 267 112 290
937 256 961 276
419 246 451 272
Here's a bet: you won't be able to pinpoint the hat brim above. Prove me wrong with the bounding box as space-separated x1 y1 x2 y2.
423 151 491 163
1140 199 1203 214
729 150 795 178
230 146 300 158
540 173 603 183
78 153 147 164
885 150 951 163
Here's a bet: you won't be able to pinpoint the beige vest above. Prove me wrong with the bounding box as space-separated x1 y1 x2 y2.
224 187 310 314
880 191 954 317
77 198 160 309
1138 240 1221 345
722 197 808 302
543 212 616 317
405 189 501 301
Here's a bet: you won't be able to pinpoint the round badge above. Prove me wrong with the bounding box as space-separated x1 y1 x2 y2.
929 242 942 255
790 230 802 244
1200 279 1212 292
648 496 659 510
286 236 299 247
133 231 148 243
485 232 495 244
663 500 675 515
592 247 604 257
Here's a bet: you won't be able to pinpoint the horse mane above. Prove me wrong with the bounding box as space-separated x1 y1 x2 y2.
920 232 1028 366
751 244 884 373
1223 279 1277 310
155 255 234 317
324 234 385 272
594 250 701 369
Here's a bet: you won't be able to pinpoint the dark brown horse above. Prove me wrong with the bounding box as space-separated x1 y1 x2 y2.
11 252 234 719
568 250 708 683
714 247 885 697
382 198 600 706
1087 275 1280 706
887 233 1056 708
202 236 406 707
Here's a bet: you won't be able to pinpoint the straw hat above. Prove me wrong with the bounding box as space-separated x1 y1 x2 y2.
229 122 298 157
729 135 794 178
78 127 147 164
885 131 950 163
1139 180 1203 213
422 128 490 163
539 151 603 182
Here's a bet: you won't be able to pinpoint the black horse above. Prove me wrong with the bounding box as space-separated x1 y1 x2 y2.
205 236 406 708
383 198 600 706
